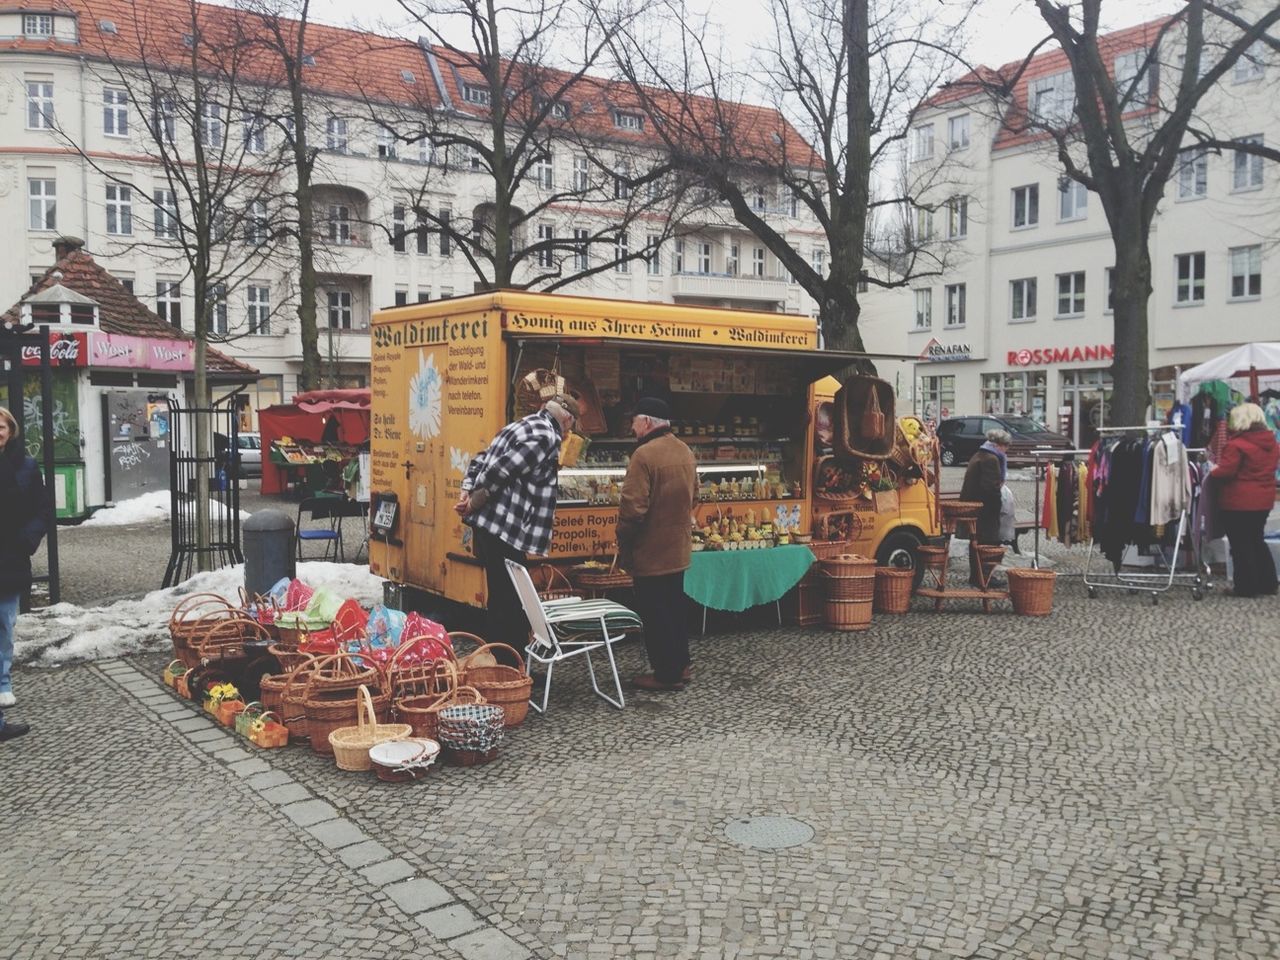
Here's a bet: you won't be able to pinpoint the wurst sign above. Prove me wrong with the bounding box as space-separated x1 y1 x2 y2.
1007 344 1114 366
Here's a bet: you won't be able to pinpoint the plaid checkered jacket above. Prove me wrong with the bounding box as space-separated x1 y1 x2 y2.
462 410 563 555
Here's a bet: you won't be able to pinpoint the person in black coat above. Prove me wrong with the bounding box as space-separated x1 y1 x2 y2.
0 405 50 742
959 428 1010 586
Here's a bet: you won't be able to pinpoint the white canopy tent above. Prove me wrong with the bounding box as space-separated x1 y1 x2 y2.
1176 342 1280 402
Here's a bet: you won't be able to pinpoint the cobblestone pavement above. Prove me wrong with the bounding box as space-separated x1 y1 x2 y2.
6 557 1280 959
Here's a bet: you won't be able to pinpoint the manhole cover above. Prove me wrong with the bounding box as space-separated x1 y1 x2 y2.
723 815 814 850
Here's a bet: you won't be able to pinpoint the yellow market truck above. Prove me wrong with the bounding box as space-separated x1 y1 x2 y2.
368 290 940 611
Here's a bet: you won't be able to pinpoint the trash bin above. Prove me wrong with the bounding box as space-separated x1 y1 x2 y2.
243 509 295 598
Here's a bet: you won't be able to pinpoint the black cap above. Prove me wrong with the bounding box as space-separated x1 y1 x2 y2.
633 397 671 419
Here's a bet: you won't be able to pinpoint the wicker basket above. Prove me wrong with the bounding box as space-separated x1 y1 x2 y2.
460 643 533 728
973 545 1006 585
571 554 633 591
1007 569 1056 616
169 593 240 669
279 661 318 741
817 554 876 631
437 703 506 766
396 686 485 740
328 685 413 772
873 567 914 614
529 564 583 602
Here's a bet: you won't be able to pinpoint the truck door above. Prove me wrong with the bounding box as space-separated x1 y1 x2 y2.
405 345 448 596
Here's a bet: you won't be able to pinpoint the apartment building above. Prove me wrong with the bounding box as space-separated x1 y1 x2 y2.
2 0 828 422
866 12 1279 448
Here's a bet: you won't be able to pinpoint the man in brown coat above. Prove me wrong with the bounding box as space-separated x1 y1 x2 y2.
617 397 698 692
958 428 1010 586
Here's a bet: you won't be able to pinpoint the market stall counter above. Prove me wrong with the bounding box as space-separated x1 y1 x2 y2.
259 389 370 497
684 544 816 633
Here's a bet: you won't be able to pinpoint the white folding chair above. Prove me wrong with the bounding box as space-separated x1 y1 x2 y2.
505 559 628 713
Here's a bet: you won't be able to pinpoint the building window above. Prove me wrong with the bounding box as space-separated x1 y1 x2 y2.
946 196 968 239
751 188 766 212
247 285 270 334
105 184 133 235
1232 136 1264 191
982 371 1047 418
537 223 555 268
948 114 970 150
417 288 431 303
573 227 589 271
26 80 54 129
117 277 134 294
752 246 765 278
151 96 176 144
914 205 934 242
156 280 182 327
419 138 447 167
391 204 406 253
614 165 632 200
242 113 266 153
1058 180 1088 221
1010 277 1038 321
376 126 397 159
394 289 408 306
461 84 490 105
210 203 229 243
613 111 643 131
673 239 685 273
535 152 554 189
615 231 630 272
726 243 739 276
573 155 589 191
1174 252 1205 304
1113 50 1155 101
209 283 228 335
327 204 351 244
1176 148 1208 199
1012 184 1039 228
918 374 955 422
1233 42 1265 83
199 103 224 147
466 146 484 171
913 289 932 330
811 247 826 276
944 283 966 327
244 199 268 245
1029 70 1075 125
28 178 56 231
439 208 452 256
153 189 178 239
646 234 661 275
1056 271 1086 316
103 88 128 137
693 242 710 274
24 13 54 36
327 290 352 329
911 123 934 161
1229 244 1262 299
326 117 348 153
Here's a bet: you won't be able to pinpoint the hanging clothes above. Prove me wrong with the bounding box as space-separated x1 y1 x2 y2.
1190 392 1219 448
1041 464 1058 539
1150 432 1191 525
1076 461 1091 541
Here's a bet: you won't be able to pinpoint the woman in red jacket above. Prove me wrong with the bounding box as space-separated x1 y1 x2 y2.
1211 403 1279 597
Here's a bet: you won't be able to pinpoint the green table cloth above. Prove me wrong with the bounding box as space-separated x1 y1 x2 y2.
683 545 816 612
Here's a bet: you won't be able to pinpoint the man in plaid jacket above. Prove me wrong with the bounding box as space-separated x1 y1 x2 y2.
456 396 579 661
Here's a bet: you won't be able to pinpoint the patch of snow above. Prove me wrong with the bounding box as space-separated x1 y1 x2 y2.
81 490 250 527
13 562 387 668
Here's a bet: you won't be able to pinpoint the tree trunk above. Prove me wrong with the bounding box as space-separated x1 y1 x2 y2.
1109 216 1153 428
192 272 211 573
295 167 321 391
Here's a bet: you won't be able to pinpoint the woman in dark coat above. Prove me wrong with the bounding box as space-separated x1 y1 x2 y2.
1211 403 1279 598
959 428 1010 586
0 405 49 740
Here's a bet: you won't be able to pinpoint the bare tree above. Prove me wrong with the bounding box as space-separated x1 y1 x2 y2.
359 0 699 291
958 0 1280 425
610 0 977 355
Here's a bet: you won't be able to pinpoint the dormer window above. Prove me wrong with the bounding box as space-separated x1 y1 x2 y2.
24 14 54 37
21 282 100 331
462 84 491 106
536 96 569 119
613 111 643 131
302 54 317 67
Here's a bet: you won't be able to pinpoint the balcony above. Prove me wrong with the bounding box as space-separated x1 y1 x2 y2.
670 271 791 304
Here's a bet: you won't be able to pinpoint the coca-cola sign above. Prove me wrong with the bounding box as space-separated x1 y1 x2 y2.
20 333 87 367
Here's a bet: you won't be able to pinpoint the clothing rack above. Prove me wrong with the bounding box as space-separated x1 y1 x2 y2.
1029 427 1213 603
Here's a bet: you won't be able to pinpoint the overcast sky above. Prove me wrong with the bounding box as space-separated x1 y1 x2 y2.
306 0 1182 79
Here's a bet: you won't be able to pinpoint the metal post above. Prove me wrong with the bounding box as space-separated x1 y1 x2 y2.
38 327 58 604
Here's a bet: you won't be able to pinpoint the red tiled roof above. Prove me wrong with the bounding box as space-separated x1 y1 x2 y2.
922 16 1174 150
2 245 259 378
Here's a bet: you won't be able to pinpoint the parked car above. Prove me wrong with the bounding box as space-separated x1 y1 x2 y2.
936 415 1072 467
236 432 262 477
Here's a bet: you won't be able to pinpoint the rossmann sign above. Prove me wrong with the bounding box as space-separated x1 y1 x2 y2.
1007 344 1114 366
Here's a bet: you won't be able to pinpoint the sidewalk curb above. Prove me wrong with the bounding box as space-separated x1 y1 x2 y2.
96 658 549 960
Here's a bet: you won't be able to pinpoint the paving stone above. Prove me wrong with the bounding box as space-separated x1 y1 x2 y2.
245 770 294 791
449 927 532 960
280 799 338 827
383 877 453 916
212 748 255 765
418 904 486 940
259 783 312 806
172 717 215 733
306 818 367 850
227 758 272 778
184 728 227 744
337 840 393 869
358 859 417 887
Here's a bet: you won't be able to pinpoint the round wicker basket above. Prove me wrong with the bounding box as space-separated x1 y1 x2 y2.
1007 568 1057 616
329 686 413 772
460 643 534 728
873 567 914 614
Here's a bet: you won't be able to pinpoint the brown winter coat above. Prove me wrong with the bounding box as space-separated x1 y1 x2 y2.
958 448 1003 543
617 428 698 577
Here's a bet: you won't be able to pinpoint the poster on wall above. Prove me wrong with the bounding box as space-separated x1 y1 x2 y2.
0 370 81 461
